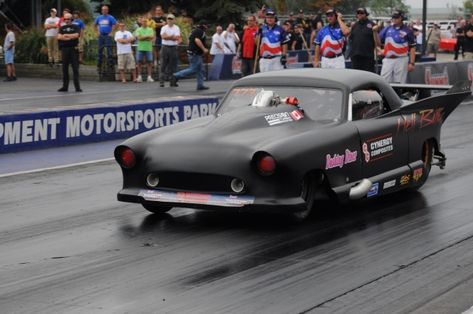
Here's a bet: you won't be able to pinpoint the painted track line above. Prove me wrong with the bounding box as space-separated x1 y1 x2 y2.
0 158 114 178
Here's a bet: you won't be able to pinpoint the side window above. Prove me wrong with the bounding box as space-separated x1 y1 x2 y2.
351 90 385 121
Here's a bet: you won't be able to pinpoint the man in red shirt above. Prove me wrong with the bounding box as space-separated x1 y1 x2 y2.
238 15 259 76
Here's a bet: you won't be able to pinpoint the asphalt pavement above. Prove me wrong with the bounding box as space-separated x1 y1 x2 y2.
0 77 233 114
0 91 472 313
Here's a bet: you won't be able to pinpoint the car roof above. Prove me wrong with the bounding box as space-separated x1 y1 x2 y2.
233 69 402 110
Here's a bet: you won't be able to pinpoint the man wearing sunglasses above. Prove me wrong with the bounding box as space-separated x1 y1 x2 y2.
349 8 379 73
313 9 350 69
377 10 416 83
57 13 82 92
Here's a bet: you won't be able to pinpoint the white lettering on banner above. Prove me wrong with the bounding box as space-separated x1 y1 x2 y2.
183 103 218 120
1 102 218 148
0 118 60 145
22 120 33 143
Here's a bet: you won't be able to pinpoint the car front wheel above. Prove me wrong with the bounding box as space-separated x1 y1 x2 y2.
142 203 173 214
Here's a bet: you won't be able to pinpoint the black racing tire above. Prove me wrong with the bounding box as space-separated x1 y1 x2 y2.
142 203 173 214
412 140 434 190
292 173 320 221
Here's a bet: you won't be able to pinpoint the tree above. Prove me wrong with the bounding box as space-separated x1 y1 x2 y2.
465 0 473 15
368 0 409 16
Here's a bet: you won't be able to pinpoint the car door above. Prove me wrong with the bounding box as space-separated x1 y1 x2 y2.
351 90 409 179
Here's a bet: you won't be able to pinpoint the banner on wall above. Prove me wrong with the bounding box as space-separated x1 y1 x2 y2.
0 97 219 153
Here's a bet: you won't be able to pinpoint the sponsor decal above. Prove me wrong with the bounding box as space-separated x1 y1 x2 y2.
396 107 444 133
264 112 293 126
139 190 255 207
367 182 379 197
325 149 358 170
413 168 423 182
424 66 449 85
383 179 396 190
362 134 394 163
232 56 242 75
290 109 304 121
400 174 410 185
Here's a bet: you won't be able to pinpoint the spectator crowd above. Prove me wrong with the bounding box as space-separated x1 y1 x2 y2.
3 4 473 87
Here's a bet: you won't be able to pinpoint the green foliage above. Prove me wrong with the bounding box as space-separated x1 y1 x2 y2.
41 0 91 19
368 0 409 16
465 0 473 15
15 29 47 63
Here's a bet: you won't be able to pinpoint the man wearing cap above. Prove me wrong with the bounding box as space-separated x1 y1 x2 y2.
44 8 60 66
313 9 350 69
349 8 379 73
159 14 181 87
257 9 289 72
377 10 416 83
170 20 209 90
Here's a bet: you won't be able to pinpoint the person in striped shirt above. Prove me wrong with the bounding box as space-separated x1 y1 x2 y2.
377 10 416 83
257 9 289 72
313 9 350 69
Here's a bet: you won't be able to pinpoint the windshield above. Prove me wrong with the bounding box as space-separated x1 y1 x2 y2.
217 87 343 121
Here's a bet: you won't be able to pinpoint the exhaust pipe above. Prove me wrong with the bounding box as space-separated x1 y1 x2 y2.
349 179 372 200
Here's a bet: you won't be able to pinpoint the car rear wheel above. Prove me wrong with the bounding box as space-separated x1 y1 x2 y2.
293 173 320 221
412 140 434 189
142 203 173 214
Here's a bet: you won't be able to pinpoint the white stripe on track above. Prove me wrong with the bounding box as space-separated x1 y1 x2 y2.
0 158 114 178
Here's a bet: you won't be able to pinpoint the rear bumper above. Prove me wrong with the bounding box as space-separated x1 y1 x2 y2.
117 188 307 212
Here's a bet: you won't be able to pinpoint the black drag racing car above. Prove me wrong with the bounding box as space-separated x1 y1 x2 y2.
115 69 471 220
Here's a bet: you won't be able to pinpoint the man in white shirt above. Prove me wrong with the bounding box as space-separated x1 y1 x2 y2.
222 23 240 54
159 14 181 87
210 25 225 57
114 22 136 83
44 8 60 66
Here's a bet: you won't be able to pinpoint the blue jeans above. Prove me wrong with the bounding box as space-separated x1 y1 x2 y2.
98 34 114 66
173 53 205 88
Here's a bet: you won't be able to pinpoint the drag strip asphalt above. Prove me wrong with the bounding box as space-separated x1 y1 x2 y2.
0 103 473 313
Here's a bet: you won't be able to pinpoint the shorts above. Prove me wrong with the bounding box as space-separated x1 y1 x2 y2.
78 36 84 53
136 50 153 63
155 37 162 47
4 49 14 64
117 53 136 70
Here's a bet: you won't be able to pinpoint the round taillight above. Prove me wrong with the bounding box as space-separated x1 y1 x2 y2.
255 153 276 176
115 146 136 169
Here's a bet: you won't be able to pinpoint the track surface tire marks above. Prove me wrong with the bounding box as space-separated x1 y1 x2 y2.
0 104 472 313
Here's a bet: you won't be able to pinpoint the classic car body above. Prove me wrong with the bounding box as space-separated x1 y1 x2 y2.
115 69 471 219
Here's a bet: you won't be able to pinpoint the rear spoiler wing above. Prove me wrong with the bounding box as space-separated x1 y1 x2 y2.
391 81 471 101
384 81 471 122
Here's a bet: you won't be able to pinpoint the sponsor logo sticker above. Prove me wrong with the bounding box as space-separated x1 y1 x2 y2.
139 190 255 207
325 149 358 170
400 174 410 185
265 112 293 126
367 182 379 197
413 168 423 182
362 133 394 163
290 109 304 121
383 179 396 190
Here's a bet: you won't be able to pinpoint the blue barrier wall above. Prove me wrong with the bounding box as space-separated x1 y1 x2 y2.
0 97 219 153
